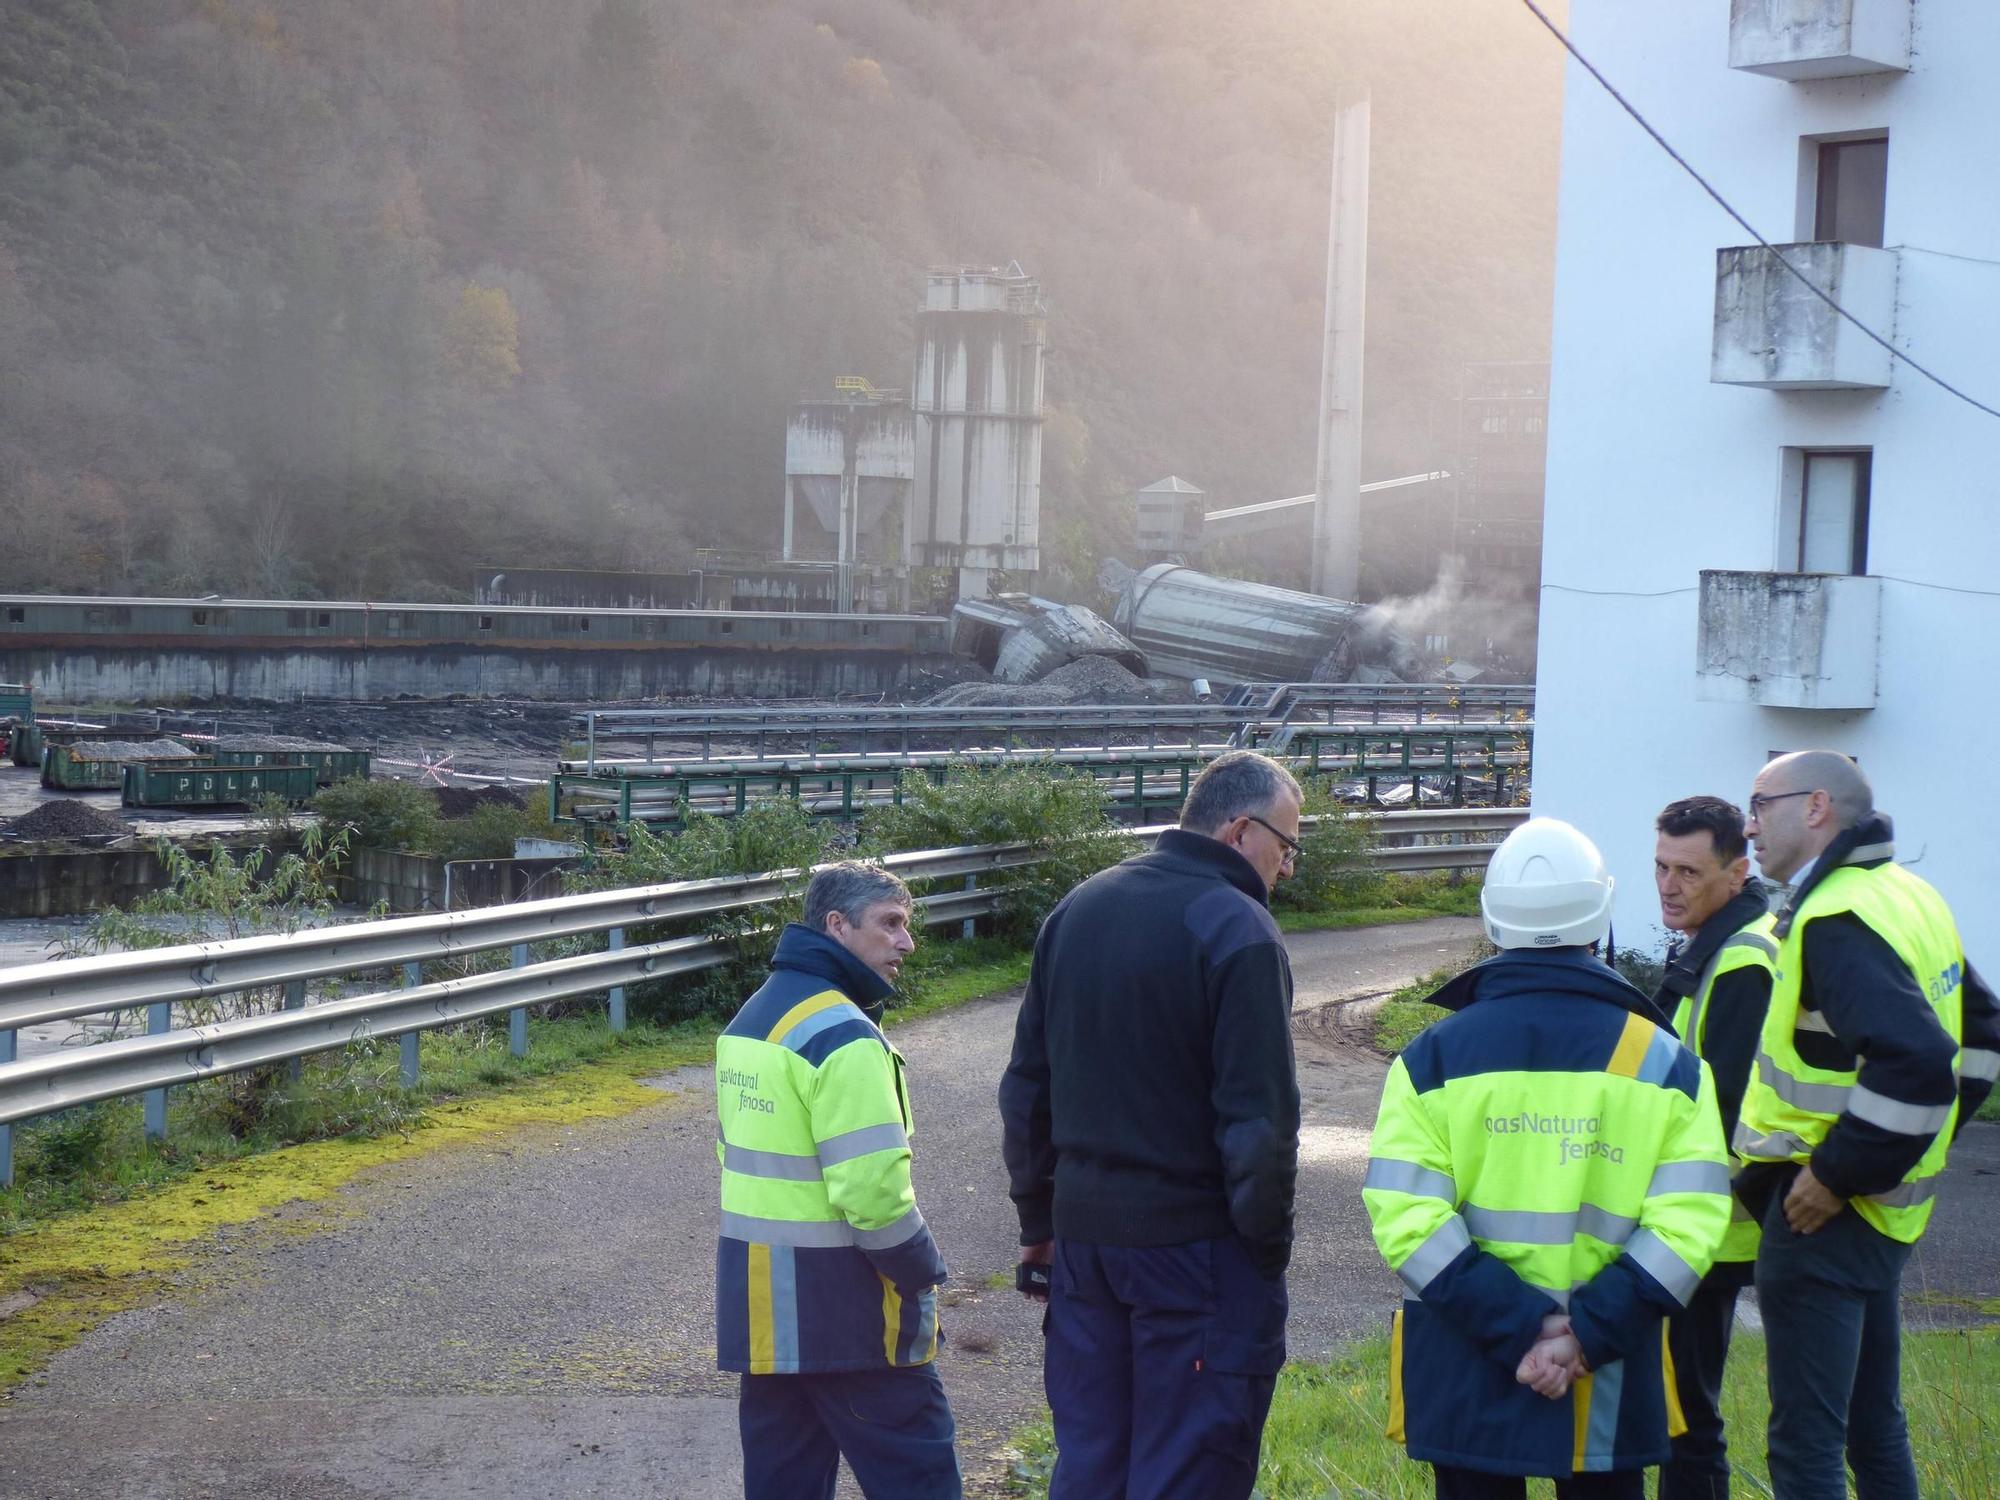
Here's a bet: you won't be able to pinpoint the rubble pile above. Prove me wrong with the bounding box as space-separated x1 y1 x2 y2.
63 739 198 763
433 785 527 818
2 800 137 840
924 654 1164 708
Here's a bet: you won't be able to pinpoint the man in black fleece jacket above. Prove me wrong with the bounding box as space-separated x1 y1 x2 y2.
1000 749 1301 1500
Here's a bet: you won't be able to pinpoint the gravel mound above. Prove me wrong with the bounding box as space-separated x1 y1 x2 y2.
60 738 198 763
213 735 354 753
433 785 527 818
924 654 1163 708
3 799 137 840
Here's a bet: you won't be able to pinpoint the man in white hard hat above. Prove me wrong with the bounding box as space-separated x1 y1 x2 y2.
1362 818 1731 1499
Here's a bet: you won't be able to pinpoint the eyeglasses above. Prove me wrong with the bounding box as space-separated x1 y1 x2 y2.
1748 790 1814 818
1244 814 1302 868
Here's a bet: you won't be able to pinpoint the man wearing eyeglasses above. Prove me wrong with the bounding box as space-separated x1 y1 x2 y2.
1735 751 2000 1500
999 749 1303 1500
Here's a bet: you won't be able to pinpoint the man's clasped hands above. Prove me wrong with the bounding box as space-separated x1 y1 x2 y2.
1515 1313 1588 1399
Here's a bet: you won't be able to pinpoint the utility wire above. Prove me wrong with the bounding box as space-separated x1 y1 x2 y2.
1516 0 2000 424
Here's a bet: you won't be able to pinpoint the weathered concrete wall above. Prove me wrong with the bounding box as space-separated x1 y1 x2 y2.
340 849 580 913
1 645 950 706
0 846 178 917
1540 2 2000 958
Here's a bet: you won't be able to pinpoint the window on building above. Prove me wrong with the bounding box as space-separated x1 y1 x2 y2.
7 606 26 624
1814 135 1888 247
477 615 494 631
1785 449 1872 574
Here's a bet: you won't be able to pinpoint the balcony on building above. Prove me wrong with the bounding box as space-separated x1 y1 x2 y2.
1695 570 1881 710
1711 242 1896 390
1729 0 1910 79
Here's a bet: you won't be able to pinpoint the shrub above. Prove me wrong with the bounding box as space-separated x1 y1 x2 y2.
312 776 442 853
1271 786 1380 913
861 763 1136 945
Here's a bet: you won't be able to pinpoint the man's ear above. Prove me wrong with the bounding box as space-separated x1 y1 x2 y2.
1727 855 1750 892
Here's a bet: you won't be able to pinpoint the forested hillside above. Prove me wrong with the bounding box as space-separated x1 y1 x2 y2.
0 0 1563 601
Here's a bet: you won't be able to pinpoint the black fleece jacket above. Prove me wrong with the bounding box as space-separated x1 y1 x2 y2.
1653 879 1774 1143
999 829 1300 1275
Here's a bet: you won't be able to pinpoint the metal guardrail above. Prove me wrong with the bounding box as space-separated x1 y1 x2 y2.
0 809 1525 1184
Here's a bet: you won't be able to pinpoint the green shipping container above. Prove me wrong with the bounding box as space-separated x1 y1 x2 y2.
44 742 202 790
209 748 371 785
121 761 319 808
0 682 31 725
8 723 41 767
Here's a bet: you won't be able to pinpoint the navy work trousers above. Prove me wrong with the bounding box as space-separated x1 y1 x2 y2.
1043 1234 1286 1500
1755 1200 1917 1500
738 1364 961 1500
1660 1260 1753 1500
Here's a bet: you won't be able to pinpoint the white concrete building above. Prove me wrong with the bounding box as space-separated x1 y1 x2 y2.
1535 0 2000 959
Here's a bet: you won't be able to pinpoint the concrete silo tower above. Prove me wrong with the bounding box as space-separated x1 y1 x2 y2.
907 264 1047 602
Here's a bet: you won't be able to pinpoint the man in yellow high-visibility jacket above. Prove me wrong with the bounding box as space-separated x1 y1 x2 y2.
1365 818 1732 1500
1649 795 1775 1500
1735 751 1999 1500
715 862 961 1500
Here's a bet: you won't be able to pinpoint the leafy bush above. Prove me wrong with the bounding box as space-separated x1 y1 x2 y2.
861 764 1136 944
312 776 442 853
561 801 842 1023
1271 787 1380 913
427 797 569 861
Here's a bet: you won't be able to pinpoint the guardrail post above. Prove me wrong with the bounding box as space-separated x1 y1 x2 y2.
284 979 307 1084
608 928 628 1031
400 962 422 1087
961 875 977 942
510 943 529 1057
143 1001 171 1140
0 1027 13 1188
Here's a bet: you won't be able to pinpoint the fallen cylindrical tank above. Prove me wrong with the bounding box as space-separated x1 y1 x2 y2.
1112 563 1417 685
950 597 1146 684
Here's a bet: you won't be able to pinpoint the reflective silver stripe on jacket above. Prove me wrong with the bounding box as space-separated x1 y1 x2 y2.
1398 1216 1473 1295
1961 1046 2000 1083
854 1205 928 1250
1756 1052 1853 1114
817 1121 909 1167
1363 1157 1458 1201
1623 1227 1701 1306
1461 1204 1639 1247
720 1212 855 1248
1864 1176 1940 1210
722 1144 824 1182
1645 1160 1732 1197
1846 1084 1952 1137
1734 1123 1815 1160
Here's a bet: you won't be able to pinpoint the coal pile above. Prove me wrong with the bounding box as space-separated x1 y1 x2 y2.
2 799 137 840
433 785 527 818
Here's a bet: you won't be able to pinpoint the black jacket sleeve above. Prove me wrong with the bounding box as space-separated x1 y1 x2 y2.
1959 959 2000 1131
1804 915 1961 1199
999 914 1059 1245
1702 966 1772 1143
1208 939 1301 1276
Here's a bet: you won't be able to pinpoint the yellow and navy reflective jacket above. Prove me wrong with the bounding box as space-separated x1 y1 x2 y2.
1736 819 1970 1244
1658 885 1777 1266
1364 949 1731 1478
715 924 948 1375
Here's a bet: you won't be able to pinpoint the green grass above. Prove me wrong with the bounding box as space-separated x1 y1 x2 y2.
1008 1329 2000 1498
1279 873 1482 935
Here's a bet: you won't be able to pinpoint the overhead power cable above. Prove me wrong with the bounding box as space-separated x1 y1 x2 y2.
1516 0 2000 424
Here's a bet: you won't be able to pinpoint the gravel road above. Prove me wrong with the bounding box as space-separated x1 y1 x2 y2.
4 914 1995 1499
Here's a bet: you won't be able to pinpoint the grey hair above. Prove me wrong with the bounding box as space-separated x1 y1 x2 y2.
803 861 912 932
1766 749 1874 828
1179 750 1303 835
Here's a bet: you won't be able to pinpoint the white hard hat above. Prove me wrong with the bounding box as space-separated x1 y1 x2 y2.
1481 817 1615 950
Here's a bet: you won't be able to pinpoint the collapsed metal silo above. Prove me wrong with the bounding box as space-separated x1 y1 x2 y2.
908 265 1046 602
783 386 913 612
1113 563 1417 685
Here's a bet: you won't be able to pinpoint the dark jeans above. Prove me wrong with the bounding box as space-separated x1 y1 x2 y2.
1043 1235 1286 1500
1661 1260 1753 1500
738 1364 961 1500
1755 1199 1917 1500
1431 1466 1643 1499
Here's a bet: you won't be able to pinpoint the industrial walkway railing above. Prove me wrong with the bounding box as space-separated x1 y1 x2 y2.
569 682 1535 768
0 808 1525 1185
